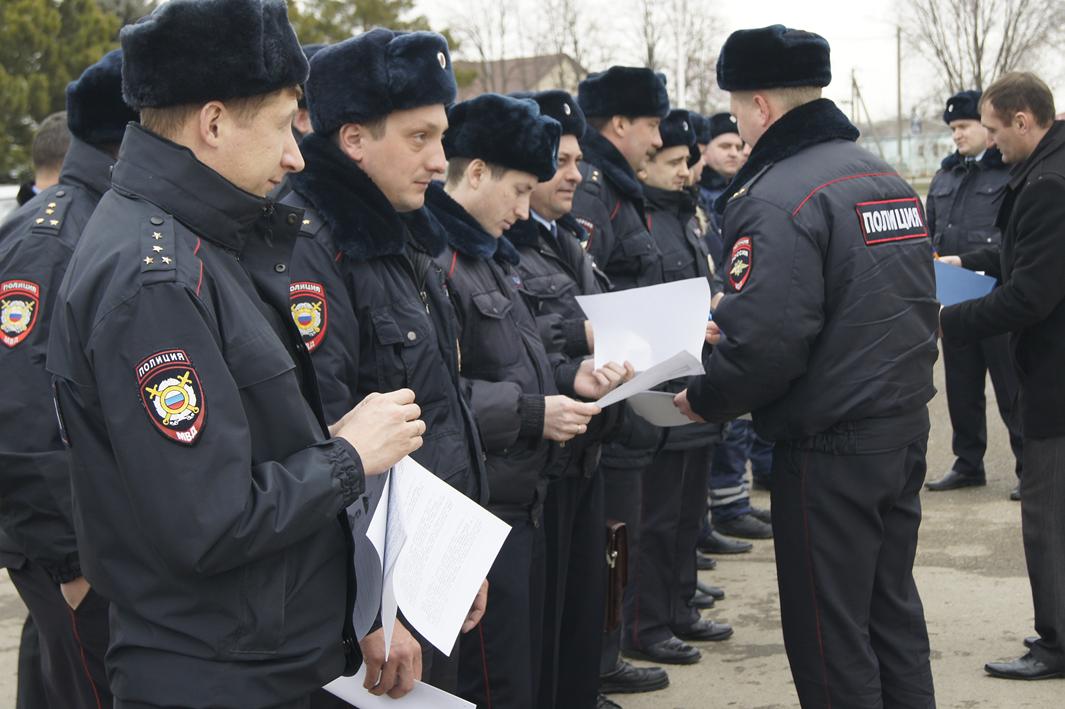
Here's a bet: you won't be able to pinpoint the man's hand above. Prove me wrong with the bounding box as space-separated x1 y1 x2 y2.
572 359 634 400
360 620 423 698
584 320 595 353
938 254 962 267
673 389 706 423
705 321 723 346
331 389 425 475
543 395 601 442
60 576 91 610
462 579 489 633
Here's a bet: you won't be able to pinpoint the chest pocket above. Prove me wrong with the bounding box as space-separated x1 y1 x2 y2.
521 272 580 316
369 303 435 394
468 290 522 373
661 242 696 280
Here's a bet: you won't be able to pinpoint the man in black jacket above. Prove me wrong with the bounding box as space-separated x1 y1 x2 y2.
0 47 136 709
676 26 938 708
428 93 629 709
925 90 1024 495
283 30 487 695
941 72 1065 681
45 2 426 706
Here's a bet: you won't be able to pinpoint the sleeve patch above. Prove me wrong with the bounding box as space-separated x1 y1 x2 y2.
137 349 206 445
574 217 595 250
290 281 328 352
855 197 928 246
1 279 41 347
728 237 753 291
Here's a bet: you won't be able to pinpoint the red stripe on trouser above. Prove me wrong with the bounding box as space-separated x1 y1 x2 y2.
478 622 493 709
67 605 104 709
799 450 832 709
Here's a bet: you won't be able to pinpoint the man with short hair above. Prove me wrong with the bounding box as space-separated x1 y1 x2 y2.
941 71 1065 681
925 90 1024 497
16 112 71 207
676 25 938 708
46 2 427 706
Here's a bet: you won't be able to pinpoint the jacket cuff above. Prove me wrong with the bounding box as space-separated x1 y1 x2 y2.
561 318 591 358
518 394 546 439
330 438 366 507
42 552 82 584
554 359 582 398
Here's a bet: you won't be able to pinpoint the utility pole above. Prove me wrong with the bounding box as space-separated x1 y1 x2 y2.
896 25 903 164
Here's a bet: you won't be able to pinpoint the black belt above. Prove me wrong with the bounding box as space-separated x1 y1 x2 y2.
779 408 930 455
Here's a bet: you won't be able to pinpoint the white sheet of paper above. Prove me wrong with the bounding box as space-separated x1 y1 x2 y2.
324 665 474 709
628 391 695 427
595 351 704 408
390 457 510 656
576 278 711 370
350 474 388 642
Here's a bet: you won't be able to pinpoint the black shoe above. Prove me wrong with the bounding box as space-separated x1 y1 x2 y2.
674 618 734 642
623 636 701 665
714 514 773 539
698 529 752 554
696 580 725 599
1024 636 1038 649
985 652 1065 680
696 551 717 570
690 590 715 609
597 693 623 709
1010 486 1021 501
925 468 986 491
749 506 771 524
599 659 670 694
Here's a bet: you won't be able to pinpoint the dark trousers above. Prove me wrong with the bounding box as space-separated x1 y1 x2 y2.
458 517 545 709
539 474 606 709
624 446 711 648
771 425 935 709
123 698 311 709
942 333 1024 476
599 462 644 674
1020 436 1065 662
709 420 758 521
16 614 48 709
8 562 111 709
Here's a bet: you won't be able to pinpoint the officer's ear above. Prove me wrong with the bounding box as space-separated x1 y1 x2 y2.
466 159 487 190
1013 111 1030 134
199 101 227 147
337 123 368 162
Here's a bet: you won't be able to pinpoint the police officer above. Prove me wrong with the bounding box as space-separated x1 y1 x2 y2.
426 93 628 709
676 25 938 708
697 112 743 269
15 112 70 207
0 48 136 709
628 108 732 666
46 2 427 706
283 28 488 694
925 90 1024 497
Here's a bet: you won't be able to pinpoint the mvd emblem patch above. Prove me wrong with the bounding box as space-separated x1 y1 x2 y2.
289 281 328 352
729 237 753 291
855 197 928 246
0 280 40 348
137 349 205 445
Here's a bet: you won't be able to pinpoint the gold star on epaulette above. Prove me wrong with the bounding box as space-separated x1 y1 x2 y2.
161 256 172 265
35 218 44 224
47 202 56 208
152 232 163 240
49 220 59 226
144 257 154 265
302 218 311 226
45 208 54 215
152 245 163 253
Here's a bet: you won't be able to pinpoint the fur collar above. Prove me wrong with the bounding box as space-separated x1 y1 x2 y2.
940 146 1005 171
580 128 644 202
288 133 446 260
643 183 697 218
715 98 859 212
424 182 520 265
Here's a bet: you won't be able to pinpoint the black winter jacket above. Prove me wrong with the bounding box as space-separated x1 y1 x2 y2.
926 148 1009 257
688 99 939 443
46 126 364 706
943 121 1065 439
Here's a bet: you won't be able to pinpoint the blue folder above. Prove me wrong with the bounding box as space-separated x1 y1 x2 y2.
934 260 996 306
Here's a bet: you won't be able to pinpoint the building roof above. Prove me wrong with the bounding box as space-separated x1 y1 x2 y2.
453 53 586 100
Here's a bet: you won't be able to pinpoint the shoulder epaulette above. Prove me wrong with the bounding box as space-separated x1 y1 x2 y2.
29 188 72 235
297 209 326 238
578 165 604 196
728 163 773 203
140 213 177 281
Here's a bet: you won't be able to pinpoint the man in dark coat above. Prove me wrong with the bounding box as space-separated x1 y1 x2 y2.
940 72 1065 681
45 2 427 706
676 25 939 708
925 89 1024 496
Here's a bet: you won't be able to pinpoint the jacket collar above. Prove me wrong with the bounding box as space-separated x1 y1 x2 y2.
940 147 1005 171
1008 121 1065 191
425 183 519 265
505 212 588 250
110 125 298 253
288 133 447 260
715 99 859 212
580 128 644 202
642 183 696 217
699 168 729 192
59 138 115 198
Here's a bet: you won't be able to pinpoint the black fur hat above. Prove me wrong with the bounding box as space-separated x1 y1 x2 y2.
444 94 561 182
689 112 711 144
717 25 831 91
709 112 740 141
307 28 457 134
66 49 138 145
513 90 586 138
659 109 695 150
299 43 326 109
578 66 670 119
943 90 982 124
120 0 308 110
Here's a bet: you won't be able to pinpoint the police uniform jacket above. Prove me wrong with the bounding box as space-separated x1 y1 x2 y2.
46 125 364 707
926 148 1008 257
687 99 939 442
0 138 113 584
943 121 1065 439
699 169 729 267
426 184 558 523
282 133 486 502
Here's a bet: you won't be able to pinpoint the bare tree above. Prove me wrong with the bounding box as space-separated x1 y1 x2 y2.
449 0 517 93
906 0 1065 92
631 0 720 109
538 0 601 85
633 0 666 72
